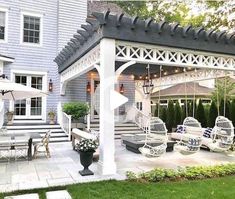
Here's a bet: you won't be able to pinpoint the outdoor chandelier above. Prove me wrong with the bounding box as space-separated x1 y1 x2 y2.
142 64 154 95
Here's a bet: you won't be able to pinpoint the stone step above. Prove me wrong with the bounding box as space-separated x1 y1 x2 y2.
7 129 66 134
34 137 69 143
46 190 72 199
90 123 138 128
39 132 68 138
7 124 61 130
92 126 141 131
5 193 39 199
13 119 46 124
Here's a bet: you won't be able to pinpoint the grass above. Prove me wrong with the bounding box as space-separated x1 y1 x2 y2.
1 176 235 199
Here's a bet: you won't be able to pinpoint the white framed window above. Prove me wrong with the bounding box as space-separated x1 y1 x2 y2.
20 11 43 46
0 7 8 42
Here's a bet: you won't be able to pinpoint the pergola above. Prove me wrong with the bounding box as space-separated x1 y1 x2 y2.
54 11 235 175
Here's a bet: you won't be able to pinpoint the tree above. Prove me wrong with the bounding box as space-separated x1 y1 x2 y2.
160 107 167 124
166 100 175 132
205 0 235 33
211 77 235 106
208 101 218 128
230 99 235 126
115 1 206 27
115 0 235 32
154 103 160 117
196 99 207 127
174 101 182 127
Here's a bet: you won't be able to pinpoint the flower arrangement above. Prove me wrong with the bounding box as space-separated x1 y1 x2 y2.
76 138 98 152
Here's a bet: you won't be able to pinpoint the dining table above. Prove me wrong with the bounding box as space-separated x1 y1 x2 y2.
0 132 41 161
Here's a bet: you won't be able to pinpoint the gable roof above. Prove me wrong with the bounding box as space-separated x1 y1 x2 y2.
55 11 235 73
151 82 213 98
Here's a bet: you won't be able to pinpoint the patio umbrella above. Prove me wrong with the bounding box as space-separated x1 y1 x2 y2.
0 78 48 100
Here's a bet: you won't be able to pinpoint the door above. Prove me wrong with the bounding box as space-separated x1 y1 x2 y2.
14 75 43 119
90 80 100 119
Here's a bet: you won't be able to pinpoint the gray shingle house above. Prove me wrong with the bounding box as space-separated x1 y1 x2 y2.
0 0 87 123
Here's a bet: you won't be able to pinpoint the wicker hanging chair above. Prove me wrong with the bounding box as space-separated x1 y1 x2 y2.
139 117 168 157
174 117 202 155
205 116 234 152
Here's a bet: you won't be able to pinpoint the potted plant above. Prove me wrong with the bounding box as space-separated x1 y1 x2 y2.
6 110 14 125
76 138 98 176
63 102 89 129
48 109 56 124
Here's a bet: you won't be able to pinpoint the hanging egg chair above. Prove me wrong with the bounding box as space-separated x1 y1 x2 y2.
205 116 234 152
139 117 168 158
174 117 202 155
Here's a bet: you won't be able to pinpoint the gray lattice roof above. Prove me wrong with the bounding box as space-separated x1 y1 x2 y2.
55 11 235 73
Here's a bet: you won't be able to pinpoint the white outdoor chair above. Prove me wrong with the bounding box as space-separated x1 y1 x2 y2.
14 136 30 161
139 117 168 158
173 117 203 155
0 136 12 162
203 116 234 152
33 130 51 159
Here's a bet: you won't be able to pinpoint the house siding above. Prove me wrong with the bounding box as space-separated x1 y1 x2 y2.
0 0 87 121
58 0 87 51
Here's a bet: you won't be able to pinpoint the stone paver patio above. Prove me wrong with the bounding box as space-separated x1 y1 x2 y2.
0 140 234 193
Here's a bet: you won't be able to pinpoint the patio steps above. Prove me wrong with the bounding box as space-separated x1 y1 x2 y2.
5 123 69 143
90 119 143 139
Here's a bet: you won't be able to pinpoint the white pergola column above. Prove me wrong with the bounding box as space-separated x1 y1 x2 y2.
98 38 117 175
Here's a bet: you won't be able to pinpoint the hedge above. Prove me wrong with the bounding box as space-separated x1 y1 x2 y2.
127 164 235 182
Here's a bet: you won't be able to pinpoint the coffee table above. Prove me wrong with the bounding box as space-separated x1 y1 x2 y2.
122 135 176 154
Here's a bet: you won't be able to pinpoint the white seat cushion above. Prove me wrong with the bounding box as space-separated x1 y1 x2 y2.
72 128 97 140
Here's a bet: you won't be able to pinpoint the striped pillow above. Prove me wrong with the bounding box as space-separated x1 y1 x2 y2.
188 138 201 151
203 128 212 138
176 125 186 133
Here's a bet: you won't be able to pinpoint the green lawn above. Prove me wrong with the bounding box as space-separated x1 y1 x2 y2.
1 176 235 199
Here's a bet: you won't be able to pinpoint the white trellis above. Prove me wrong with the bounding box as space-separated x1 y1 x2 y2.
116 41 235 71
60 45 100 84
135 69 234 89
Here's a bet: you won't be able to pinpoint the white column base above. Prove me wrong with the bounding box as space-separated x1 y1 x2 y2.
97 159 117 175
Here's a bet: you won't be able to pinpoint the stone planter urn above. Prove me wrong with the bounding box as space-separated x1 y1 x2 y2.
48 111 56 125
79 150 94 176
6 111 14 125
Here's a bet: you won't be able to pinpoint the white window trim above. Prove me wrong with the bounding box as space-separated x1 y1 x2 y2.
0 7 8 43
9 69 48 121
20 11 43 47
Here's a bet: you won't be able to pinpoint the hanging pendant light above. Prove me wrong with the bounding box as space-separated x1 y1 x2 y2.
142 64 154 95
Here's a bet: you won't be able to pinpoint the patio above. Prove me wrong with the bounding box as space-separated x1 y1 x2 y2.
0 140 234 193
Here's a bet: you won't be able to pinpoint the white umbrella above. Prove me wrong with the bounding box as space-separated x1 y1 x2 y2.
0 78 48 100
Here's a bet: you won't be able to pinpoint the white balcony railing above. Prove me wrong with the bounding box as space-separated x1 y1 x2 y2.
61 112 72 141
129 105 150 132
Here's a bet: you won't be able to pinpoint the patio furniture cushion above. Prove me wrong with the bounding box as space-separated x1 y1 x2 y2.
203 128 212 138
176 125 186 133
188 138 201 151
185 126 203 136
72 128 97 140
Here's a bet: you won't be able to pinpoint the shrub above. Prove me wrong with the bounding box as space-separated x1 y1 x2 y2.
154 103 160 117
63 102 89 121
196 99 207 127
166 100 174 131
208 101 218 127
230 99 235 126
174 101 182 127
127 164 235 183
160 107 167 123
